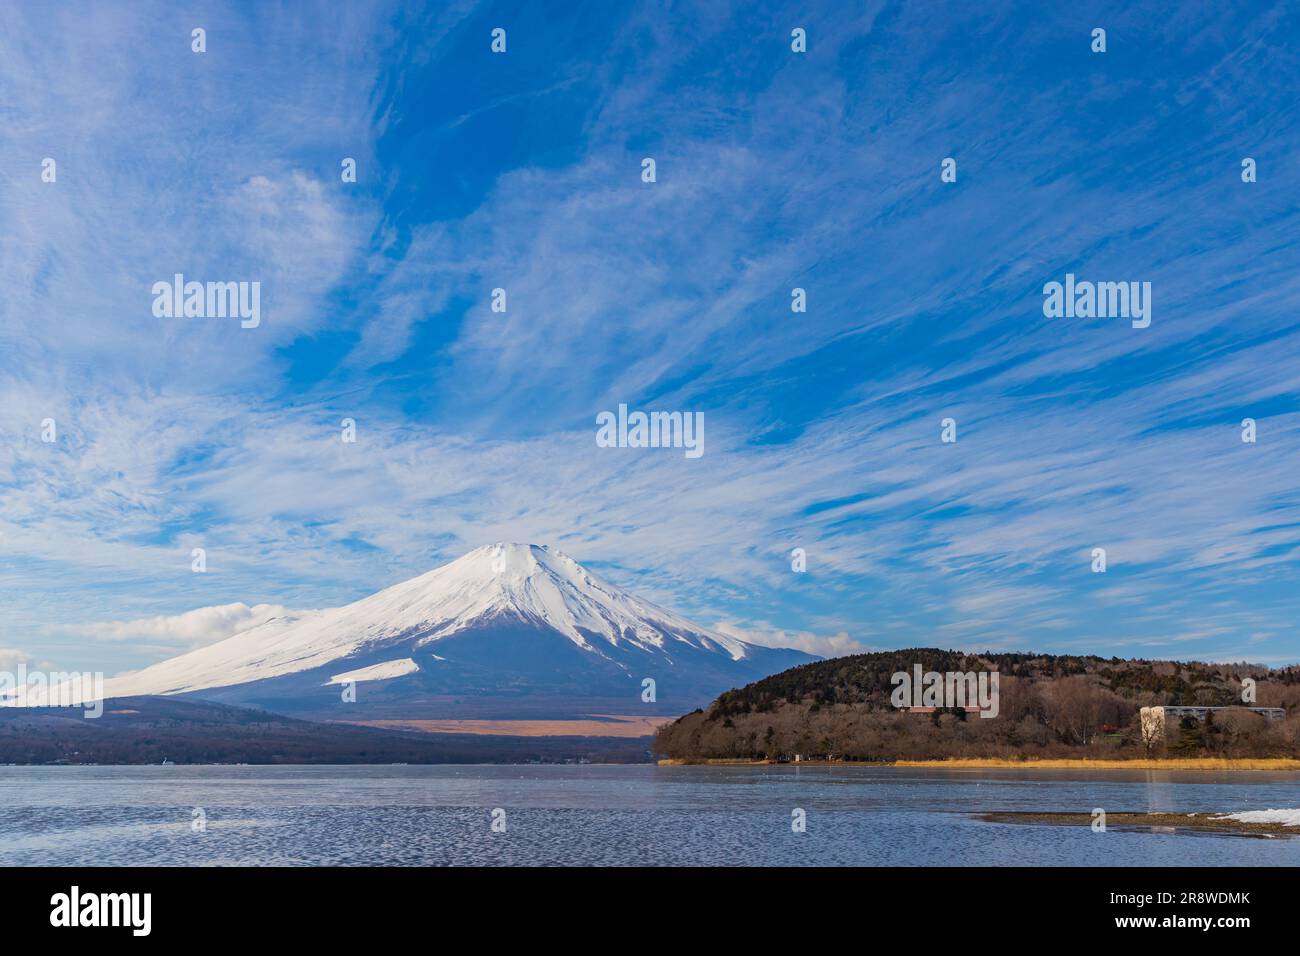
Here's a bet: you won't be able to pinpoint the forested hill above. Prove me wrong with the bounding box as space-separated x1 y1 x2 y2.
654 648 1300 762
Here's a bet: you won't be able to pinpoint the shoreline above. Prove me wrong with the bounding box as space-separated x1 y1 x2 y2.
658 757 1300 770
981 810 1300 837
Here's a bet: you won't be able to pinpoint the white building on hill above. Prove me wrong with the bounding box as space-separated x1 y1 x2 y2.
1139 705 1285 741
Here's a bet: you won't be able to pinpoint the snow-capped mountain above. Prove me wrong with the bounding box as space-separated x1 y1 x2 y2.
89 544 813 718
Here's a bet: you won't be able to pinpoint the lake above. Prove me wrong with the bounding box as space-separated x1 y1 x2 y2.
2 765 1298 866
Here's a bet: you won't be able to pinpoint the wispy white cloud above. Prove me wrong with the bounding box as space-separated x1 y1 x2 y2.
713 622 865 659
72 603 299 649
0 648 34 673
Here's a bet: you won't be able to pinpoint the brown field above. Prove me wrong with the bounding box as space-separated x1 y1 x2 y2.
892 757 1300 770
344 714 673 738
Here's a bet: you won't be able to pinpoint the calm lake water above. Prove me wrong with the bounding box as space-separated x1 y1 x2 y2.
1 765 1298 866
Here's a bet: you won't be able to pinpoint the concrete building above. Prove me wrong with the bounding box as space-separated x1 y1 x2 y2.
1139 705 1285 741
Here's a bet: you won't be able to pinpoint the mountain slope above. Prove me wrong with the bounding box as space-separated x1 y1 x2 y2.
88 544 813 718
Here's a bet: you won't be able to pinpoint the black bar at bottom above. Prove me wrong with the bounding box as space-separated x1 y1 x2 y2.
0 866 1276 940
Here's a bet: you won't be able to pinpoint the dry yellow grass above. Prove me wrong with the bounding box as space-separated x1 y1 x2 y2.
892 757 1300 770
658 757 1300 769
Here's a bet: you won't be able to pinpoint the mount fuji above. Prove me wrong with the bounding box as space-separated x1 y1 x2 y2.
95 544 815 719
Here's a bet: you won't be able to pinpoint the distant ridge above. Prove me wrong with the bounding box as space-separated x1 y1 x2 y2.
0 696 652 765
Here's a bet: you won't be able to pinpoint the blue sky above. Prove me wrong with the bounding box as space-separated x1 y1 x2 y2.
2 0 1299 676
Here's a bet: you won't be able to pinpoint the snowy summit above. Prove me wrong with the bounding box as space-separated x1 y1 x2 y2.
70 545 812 717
